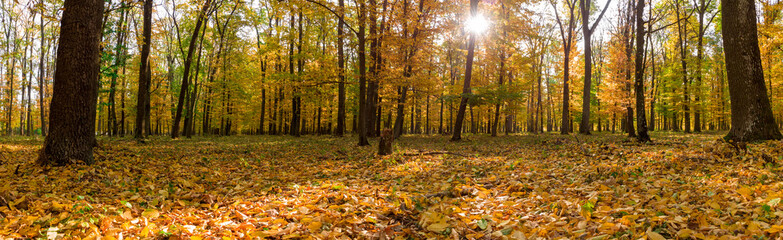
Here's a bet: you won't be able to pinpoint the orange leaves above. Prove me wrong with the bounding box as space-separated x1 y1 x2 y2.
1 135 783 239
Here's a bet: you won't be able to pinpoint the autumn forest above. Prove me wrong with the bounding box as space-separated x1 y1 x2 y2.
1 0 783 238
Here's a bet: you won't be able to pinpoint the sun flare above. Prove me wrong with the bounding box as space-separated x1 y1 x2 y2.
465 14 490 34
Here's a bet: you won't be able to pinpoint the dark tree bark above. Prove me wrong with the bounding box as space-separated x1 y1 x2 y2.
37 0 103 165
722 0 782 141
135 0 153 139
634 0 650 142
578 0 612 135
366 0 379 138
648 37 657 131
290 10 302 137
378 128 393 155
451 0 479 141
357 0 370 146
172 0 211 138
335 0 346 136
621 0 635 137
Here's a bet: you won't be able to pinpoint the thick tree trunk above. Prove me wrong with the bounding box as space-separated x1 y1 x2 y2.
335 0 346 136
634 0 650 142
561 49 570 135
579 0 592 135
722 0 782 141
37 0 103 165
357 1 370 146
366 0 379 138
135 0 153 139
378 129 393 155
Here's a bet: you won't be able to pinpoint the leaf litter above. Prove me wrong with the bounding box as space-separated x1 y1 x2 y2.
0 133 782 239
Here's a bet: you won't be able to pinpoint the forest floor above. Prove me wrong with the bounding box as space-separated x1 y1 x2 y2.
1 132 782 239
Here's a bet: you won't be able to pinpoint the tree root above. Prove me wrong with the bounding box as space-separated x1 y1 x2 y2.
402 150 469 158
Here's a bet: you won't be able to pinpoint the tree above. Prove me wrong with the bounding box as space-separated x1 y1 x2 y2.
37 0 104 165
37 0 49 137
357 0 370 145
578 0 612 135
172 0 212 138
722 0 782 141
135 0 152 139
451 0 479 141
633 0 649 142
550 0 579 135
693 0 717 132
335 0 346 136
673 0 692 133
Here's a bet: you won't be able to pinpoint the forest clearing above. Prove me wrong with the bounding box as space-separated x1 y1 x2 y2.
1 133 783 239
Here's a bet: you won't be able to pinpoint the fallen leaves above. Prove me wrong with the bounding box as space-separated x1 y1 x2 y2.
0 134 781 239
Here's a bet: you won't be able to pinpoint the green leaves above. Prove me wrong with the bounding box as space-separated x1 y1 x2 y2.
477 218 488 230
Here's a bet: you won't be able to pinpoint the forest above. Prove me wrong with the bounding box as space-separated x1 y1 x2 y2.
0 0 782 238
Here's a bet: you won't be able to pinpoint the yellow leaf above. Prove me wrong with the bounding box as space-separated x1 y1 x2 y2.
272 218 288 226
404 197 413 210
142 209 159 219
588 234 609 240
647 231 666 240
676 229 693 238
737 187 752 199
308 221 322 232
427 222 450 233
190 236 203 240
767 225 783 233
121 210 133 220
140 223 156 237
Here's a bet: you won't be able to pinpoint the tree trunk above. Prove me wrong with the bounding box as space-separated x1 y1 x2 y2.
562 49 571 135
108 3 127 137
675 0 691 133
185 22 207 138
135 0 153 139
378 129 393 155
579 0 591 135
452 0 479 141
335 0 346 136
634 0 650 142
172 0 210 138
357 0 370 146
38 2 49 136
722 0 782 141
366 0 379 138
37 0 103 165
